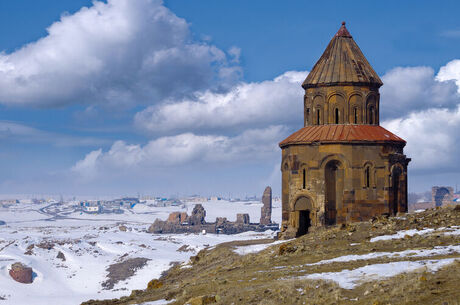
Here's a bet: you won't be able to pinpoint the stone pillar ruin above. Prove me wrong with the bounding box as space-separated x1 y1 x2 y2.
260 186 272 225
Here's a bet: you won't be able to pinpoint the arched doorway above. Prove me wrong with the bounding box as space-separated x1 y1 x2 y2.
390 166 402 215
325 160 343 225
294 196 312 237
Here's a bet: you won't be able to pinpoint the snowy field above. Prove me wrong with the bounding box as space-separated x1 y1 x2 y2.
0 199 281 305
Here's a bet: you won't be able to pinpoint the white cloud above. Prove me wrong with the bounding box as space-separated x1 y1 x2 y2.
437 59 460 92
134 70 306 134
72 125 287 180
0 0 238 107
380 66 459 119
383 106 460 172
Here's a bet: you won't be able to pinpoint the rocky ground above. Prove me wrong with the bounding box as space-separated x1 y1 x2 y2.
82 206 460 305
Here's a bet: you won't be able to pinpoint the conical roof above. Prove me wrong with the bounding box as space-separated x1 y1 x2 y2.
302 22 383 89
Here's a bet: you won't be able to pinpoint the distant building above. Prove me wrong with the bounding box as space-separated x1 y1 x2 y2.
81 201 101 214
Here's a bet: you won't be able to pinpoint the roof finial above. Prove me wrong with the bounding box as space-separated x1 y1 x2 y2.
336 21 352 37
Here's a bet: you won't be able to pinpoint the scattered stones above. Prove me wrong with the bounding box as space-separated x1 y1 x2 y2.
36 241 55 250
185 295 218 305
24 244 34 255
9 262 33 284
102 257 150 290
177 245 194 252
118 225 127 232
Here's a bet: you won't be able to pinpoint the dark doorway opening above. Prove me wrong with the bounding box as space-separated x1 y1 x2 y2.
297 210 311 237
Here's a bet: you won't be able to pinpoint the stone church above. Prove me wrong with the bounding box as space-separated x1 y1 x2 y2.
279 22 410 238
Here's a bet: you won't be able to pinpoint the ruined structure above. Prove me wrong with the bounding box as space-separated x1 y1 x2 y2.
260 186 272 225
149 187 278 234
279 22 410 238
432 186 454 207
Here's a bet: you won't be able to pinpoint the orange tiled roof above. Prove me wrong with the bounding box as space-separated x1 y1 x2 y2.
279 125 406 148
302 22 383 89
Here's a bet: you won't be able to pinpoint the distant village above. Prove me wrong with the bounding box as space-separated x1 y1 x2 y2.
0 194 281 215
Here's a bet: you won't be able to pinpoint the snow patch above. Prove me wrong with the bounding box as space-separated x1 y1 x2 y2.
303 258 457 289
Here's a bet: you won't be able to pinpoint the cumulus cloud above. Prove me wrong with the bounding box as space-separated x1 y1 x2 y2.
0 0 238 107
380 66 460 119
134 70 306 134
72 125 287 180
437 59 460 92
383 105 460 172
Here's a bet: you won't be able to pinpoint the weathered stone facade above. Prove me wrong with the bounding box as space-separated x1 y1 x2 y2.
279 22 410 238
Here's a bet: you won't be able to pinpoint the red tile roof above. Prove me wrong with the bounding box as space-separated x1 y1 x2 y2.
279 125 406 148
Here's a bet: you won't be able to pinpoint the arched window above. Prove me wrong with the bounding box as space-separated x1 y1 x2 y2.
369 106 375 124
335 108 339 124
302 168 306 189
354 107 358 124
306 108 310 125
316 109 321 125
365 167 370 188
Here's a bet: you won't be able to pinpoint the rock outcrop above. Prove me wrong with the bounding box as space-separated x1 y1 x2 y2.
9 262 33 284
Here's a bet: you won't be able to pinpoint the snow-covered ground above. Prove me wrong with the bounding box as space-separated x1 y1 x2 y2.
0 199 280 305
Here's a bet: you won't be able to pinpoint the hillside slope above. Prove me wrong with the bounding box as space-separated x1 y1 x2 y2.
83 206 460 305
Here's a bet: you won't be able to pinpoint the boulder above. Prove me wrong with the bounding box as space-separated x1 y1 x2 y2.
9 262 33 284
56 251 66 261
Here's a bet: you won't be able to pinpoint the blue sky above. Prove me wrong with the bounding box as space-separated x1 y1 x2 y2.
0 0 459 197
